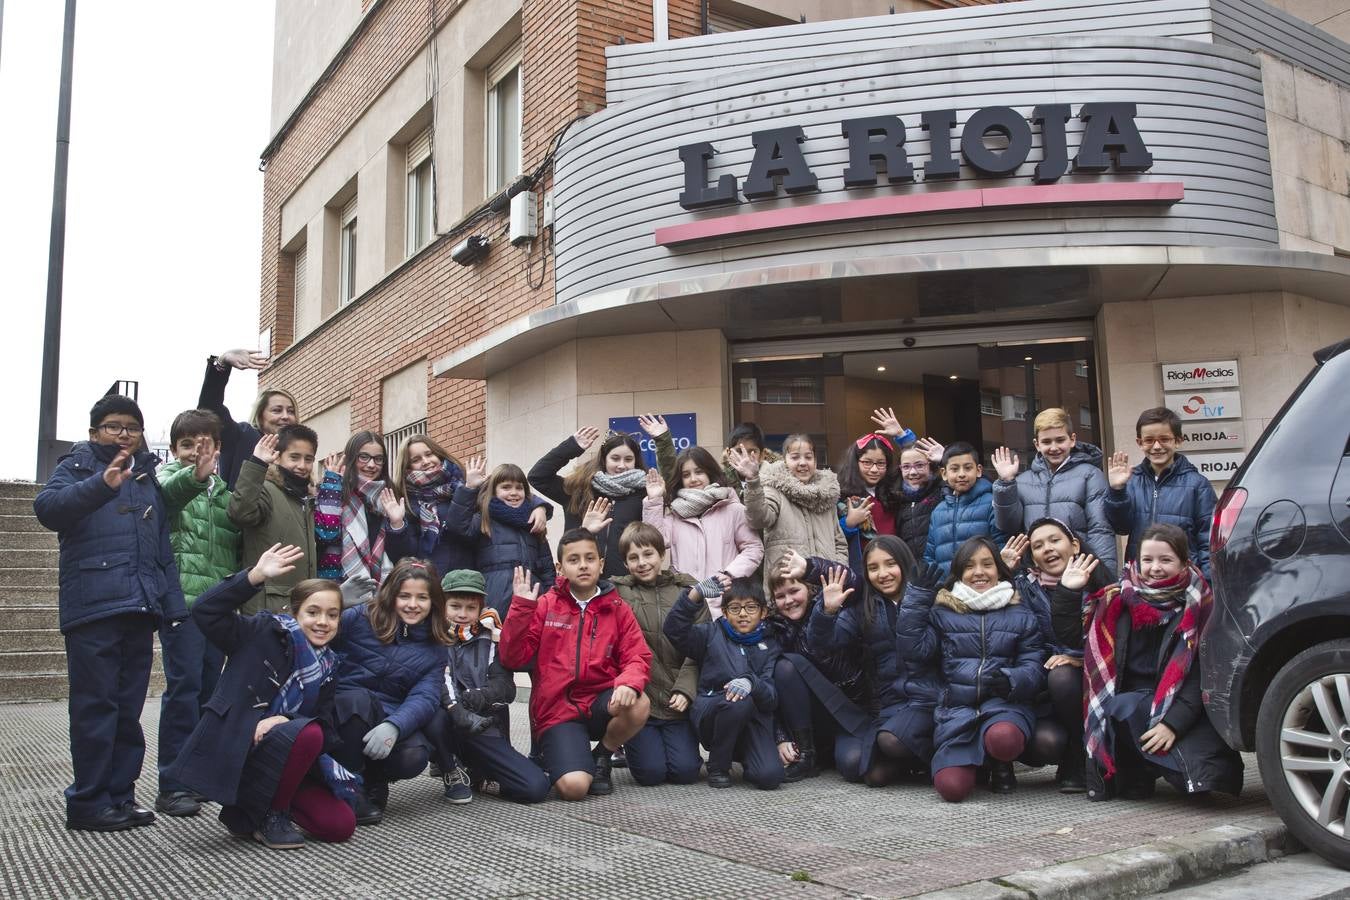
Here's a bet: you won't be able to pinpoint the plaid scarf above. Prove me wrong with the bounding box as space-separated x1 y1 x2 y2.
268 615 360 799
1083 565 1211 777
338 478 391 584
405 461 462 545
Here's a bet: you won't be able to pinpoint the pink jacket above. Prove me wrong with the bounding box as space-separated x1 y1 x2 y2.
643 496 764 617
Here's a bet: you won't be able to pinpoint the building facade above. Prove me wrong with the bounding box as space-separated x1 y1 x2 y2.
260 0 1350 511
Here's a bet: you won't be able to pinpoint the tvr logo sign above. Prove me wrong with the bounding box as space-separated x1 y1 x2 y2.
1174 389 1242 422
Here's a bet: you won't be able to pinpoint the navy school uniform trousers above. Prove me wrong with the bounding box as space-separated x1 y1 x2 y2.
663 590 783 789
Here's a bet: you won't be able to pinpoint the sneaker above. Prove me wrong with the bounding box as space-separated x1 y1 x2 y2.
589 746 614 796
442 764 474 805
253 809 305 850
155 790 202 818
119 800 157 827
610 746 628 769
990 762 1017 794
707 770 733 789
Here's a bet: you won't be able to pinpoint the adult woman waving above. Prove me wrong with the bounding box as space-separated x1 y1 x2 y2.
198 348 299 489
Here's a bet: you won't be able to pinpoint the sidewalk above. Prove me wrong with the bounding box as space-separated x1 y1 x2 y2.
0 700 1277 899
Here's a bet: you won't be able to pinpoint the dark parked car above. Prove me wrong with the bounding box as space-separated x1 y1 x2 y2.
1202 336 1350 867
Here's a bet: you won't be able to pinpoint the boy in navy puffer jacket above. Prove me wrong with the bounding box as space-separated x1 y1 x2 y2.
923 443 1005 576
35 394 187 833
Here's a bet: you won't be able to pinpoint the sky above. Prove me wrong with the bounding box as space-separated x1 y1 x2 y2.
2 1 275 480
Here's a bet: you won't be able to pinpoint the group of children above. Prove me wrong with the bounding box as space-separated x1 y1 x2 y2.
34 347 1239 851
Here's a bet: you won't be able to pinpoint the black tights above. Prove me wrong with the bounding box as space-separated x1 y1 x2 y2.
864 731 916 787
1047 664 1085 763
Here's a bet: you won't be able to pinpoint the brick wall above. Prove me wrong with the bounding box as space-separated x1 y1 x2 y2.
257 0 662 462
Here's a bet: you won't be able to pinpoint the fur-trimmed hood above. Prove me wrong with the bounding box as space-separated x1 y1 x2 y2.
759 461 840 513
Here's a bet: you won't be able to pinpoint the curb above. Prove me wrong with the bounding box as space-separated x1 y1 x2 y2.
914 815 1296 899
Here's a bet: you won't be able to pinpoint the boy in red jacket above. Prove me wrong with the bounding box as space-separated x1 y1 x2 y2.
502 528 652 800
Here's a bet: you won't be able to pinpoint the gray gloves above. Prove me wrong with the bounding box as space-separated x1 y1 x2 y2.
695 575 726 601
724 677 752 699
362 721 400 760
341 573 378 608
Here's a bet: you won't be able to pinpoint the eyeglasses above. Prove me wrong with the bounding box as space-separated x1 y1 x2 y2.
97 423 143 436
857 460 888 470
1141 437 1176 447
899 463 929 473
724 604 760 616
356 452 386 465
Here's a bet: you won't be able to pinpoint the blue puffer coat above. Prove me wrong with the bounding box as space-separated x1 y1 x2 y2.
445 486 556 617
332 607 444 737
993 443 1118 575
34 441 187 634
923 477 1005 575
1104 454 1216 577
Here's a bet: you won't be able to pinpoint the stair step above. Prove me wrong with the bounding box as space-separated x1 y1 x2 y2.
0 607 60 629
0 650 67 674
0 497 41 517
0 515 47 534
0 668 165 702
0 588 59 607
0 531 58 550
0 482 41 500
0 549 58 569
0 568 58 589
0 629 63 652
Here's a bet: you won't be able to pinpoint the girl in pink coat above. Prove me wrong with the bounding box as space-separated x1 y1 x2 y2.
642 447 764 617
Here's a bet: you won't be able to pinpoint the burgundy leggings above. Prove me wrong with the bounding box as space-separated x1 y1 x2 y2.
933 722 1026 804
270 722 355 843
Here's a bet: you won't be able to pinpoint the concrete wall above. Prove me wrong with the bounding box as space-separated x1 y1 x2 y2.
1095 293 1350 483
1269 0 1350 43
272 1 366 134
381 360 429 431
1261 53 1350 254
305 398 353 461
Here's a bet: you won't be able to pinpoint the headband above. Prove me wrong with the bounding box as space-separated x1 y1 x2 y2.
855 433 895 451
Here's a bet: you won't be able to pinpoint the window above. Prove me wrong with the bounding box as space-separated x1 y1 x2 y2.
384 418 428 463
405 130 433 257
293 243 307 309
1080 405 1093 428
1074 362 1089 378
338 197 357 305
980 391 1001 416
486 45 522 195
1001 394 1028 421
759 377 822 405
739 378 757 403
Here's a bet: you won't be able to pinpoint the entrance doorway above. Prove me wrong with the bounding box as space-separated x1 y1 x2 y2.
731 328 1100 471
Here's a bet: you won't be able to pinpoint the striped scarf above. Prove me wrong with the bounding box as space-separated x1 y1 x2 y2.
338 478 390 583
269 615 360 798
1083 564 1211 777
405 460 462 547
450 608 503 644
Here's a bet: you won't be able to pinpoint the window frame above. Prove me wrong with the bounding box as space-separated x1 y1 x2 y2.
486 43 523 196
338 197 358 306
405 129 433 257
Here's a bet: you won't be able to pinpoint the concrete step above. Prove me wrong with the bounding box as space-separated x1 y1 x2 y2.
0 650 67 674
0 587 59 606
0 530 58 550
0 568 57 589
0 482 41 500
0 548 57 569
0 629 63 652
0 663 165 702
0 606 60 629
0 497 39 517
0 515 47 534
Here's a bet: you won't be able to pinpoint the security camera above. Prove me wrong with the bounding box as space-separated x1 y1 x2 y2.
902 337 916 348
451 234 490 266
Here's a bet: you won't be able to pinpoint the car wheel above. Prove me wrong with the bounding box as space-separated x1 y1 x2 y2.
1256 639 1350 869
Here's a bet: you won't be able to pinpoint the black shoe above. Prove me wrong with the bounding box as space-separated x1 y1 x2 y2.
990 762 1017 794
782 750 819 783
610 746 628 769
155 790 202 818
1056 754 1087 794
442 764 474 805
352 788 384 826
1118 774 1157 800
428 762 443 779
66 806 135 833
119 800 157 827
218 805 254 837
253 809 305 850
707 770 733 789
589 746 614 796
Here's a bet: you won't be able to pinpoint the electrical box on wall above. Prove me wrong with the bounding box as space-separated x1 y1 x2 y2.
510 191 537 246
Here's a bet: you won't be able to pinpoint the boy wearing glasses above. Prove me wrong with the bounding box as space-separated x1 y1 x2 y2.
35 394 187 832
1105 407 1217 576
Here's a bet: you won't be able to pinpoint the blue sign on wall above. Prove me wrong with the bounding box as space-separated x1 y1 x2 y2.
607 414 698 468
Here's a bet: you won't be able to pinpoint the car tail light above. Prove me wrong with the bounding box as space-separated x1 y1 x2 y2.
1211 486 1247 552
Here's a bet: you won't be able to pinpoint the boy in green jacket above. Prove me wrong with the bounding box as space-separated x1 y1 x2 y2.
155 409 241 818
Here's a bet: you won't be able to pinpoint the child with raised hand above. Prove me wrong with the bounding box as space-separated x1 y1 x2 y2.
164 544 357 849
720 422 779 499
154 409 241 819
500 530 653 800
642 450 763 615
1104 407 1217 577
431 569 550 805
788 538 938 787
315 431 417 596
329 558 451 825
1077 524 1242 802
229 426 320 615
446 456 556 618
991 407 1117 576
765 563 869 782
898 537 1046 803
35 394 188 833
923 442 1005 576
529 416 677 578
733 433 848 593
611 522 707 786
836 432 900 578
663 575 784 790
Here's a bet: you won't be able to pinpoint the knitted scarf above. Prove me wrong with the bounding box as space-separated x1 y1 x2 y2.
338 478 390 583
279 468 313 500
268 615 360 800
591 468 647 499
718 615 766 646
487 498 535 530
759 462 840 514
1029 568 1063 588
1083 564 1211 777
670 485 737 520
450 608 503 644
405 461 462 545
948 580 1015 611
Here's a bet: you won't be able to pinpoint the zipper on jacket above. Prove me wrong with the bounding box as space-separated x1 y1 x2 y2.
573 604 586 684
976 613 988 705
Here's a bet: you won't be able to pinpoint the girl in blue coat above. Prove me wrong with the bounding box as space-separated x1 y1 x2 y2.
446 458 556 618
900 536 1046 803
330 558 451 824
791 535 940 788
165 545 357 849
